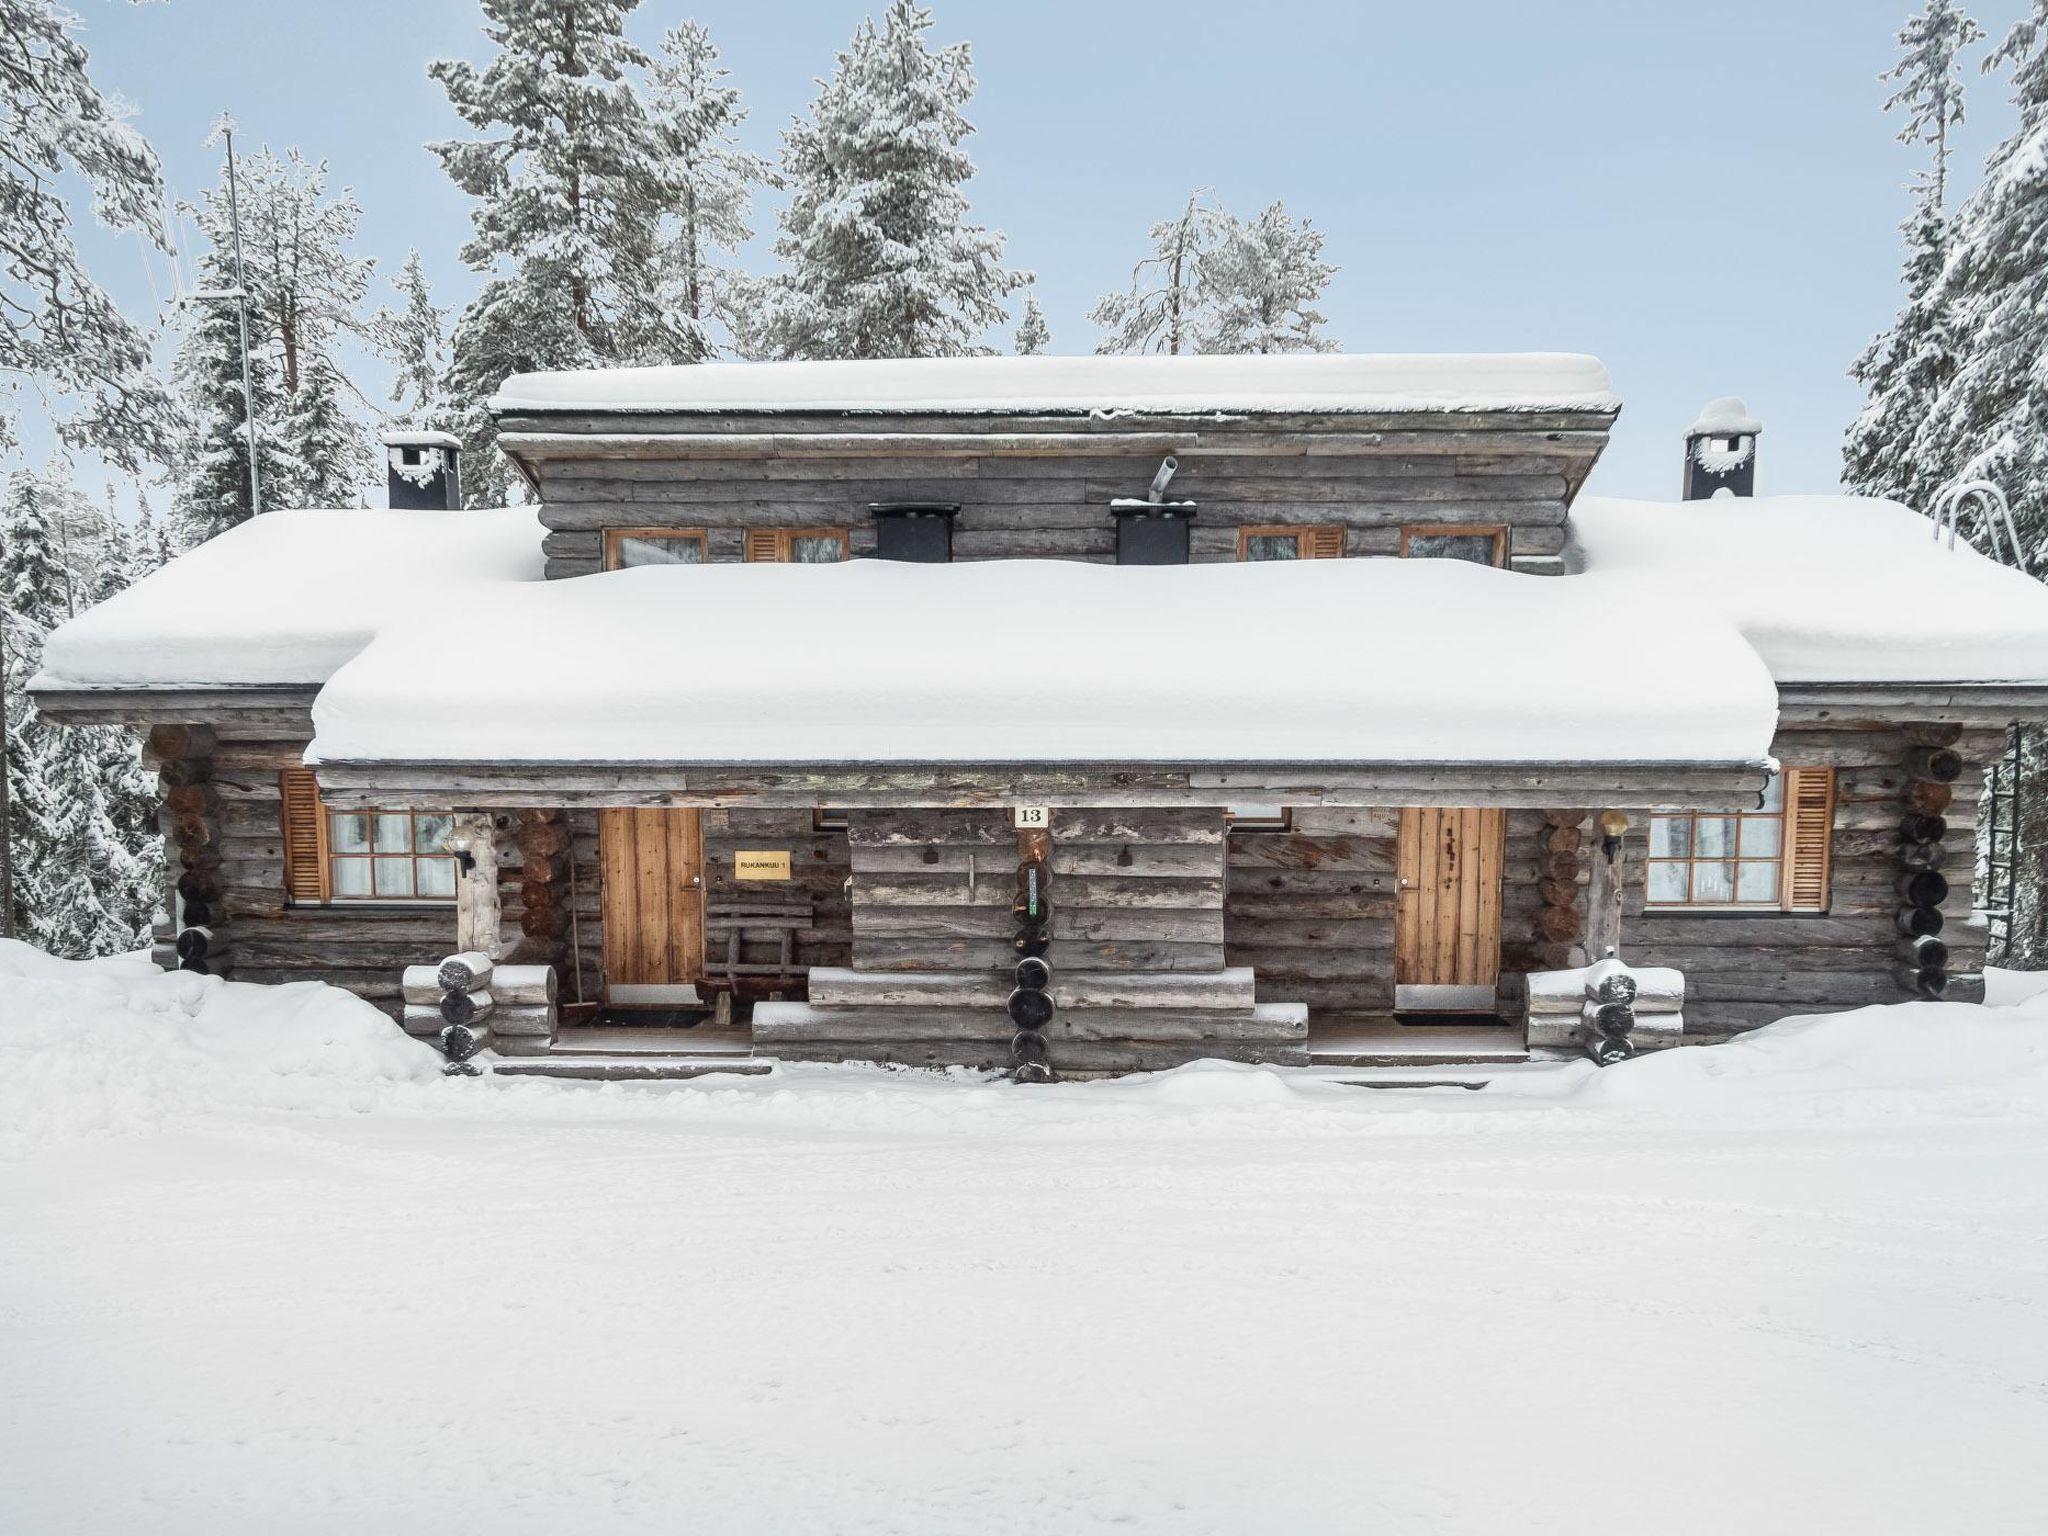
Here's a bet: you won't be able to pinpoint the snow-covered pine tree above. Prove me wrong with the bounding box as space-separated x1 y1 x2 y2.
1088 189 1230 355
647 21 774 362
758 0 1029 360
432 0 675 491
0 470 61 939
1202 202 1339 355
279 355 368 507
1913 3 2048 555
169 241 299 547
1844 0 1984 509
1014 295 1050 355
380 250 449 422
0 0 177 470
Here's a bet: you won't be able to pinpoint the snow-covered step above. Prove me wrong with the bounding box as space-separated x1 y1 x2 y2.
1307 1021 1527 1068
490 1056 772 1082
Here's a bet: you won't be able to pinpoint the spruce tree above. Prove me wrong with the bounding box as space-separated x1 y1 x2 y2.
1202 202 1339 355
759 0 1029 360
0 472 61 940
280 355 368 507
1845 0 1984 508
1089 189 1230 355
0 0 177 470
1914 3 2048 556
379 250 449 422
1014 295 1050 355
647 21 773 362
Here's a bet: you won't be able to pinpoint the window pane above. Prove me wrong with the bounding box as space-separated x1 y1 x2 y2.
1758 772 1785 812
1649 816 1691 859
332 858 372 897
1693 861 1735 903
330 813 369 854
1243 535 1301 561
1694 816 1736 858
414 814 452 854
1647 863 1689 904
789 534 843 563
416 858 457 898
1406 532 1499 565
372 813 414 854
373 859 413 898
614 534 703 568
1737 861 1781 902
1738 816 1782 856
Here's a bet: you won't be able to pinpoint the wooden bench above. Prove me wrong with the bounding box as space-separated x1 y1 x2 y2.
703 900 813 1003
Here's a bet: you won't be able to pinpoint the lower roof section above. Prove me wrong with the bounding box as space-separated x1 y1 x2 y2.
307 758 1774 812
306 556 1779 770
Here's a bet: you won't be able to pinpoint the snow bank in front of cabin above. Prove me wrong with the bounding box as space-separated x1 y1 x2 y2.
490 351 1622 416
1567 494 2048 682
32 507 544 690
307 556 1779 765
0 941 438 1157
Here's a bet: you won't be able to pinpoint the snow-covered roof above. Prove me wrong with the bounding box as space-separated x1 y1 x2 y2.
490 353 1622 418
33 508 544 691
1566 495 2048 684
381 429 463 450
306 558 1776 766
1687 397 1762 438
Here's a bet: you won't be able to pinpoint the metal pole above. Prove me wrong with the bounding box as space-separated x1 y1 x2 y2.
221 124 262 518
0 606 15 940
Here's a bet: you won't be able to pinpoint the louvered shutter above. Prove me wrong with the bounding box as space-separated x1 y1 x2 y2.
1305 526 1347 559
280 767 329 904
1782 766 1836 912
745 530 783 562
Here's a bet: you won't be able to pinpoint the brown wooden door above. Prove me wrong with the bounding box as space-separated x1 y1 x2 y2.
1394 807 1506 1011
599 808 705 1003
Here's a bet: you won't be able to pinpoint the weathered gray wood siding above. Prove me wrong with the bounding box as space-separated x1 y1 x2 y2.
512 413 1607 581
1625 723 1997 1039
1223 808 1396 1014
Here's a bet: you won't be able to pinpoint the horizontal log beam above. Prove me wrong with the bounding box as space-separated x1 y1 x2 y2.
30 685 319 730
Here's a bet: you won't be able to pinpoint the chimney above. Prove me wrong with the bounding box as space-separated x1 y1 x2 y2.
382 429 463 510
1683 398 1760 500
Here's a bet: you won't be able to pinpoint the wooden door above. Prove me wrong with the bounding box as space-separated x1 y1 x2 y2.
599 808 705 1004
1394 807 1506 1012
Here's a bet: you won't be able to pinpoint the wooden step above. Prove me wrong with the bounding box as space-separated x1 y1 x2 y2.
490 1056 773 1081
804 965 1259 1011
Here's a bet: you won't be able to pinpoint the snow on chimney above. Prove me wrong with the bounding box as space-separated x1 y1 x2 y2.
1683 397 1760 500
382 429 463 510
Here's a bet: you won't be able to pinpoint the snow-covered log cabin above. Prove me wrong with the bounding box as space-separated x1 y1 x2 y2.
30 354 2048 1076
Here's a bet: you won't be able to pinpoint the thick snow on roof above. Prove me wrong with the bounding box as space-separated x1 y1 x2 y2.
490 353 1621 418
34 508 544 691
1687 397 1761 437
308 558 1775 766
1567 495 2048 684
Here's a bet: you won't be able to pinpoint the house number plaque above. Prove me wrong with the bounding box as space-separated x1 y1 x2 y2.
734 850 792 881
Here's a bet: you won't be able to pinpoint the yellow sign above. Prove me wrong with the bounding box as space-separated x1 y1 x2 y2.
734 850 792 881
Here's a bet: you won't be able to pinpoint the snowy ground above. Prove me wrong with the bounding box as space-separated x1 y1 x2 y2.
4 944 2048 1534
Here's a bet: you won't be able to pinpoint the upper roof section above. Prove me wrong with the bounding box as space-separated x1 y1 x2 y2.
490 353 1622 419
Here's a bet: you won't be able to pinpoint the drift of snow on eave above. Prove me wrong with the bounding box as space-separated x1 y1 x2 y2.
31 507 546 691
1565 494 2048 684
488 353 1623 417
305 557 1777 767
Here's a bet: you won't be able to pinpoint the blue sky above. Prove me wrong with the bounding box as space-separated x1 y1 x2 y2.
45 0 2034 502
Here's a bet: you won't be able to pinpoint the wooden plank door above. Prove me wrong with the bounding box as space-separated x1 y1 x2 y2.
1394 807 1506 1012
599 808 705 1004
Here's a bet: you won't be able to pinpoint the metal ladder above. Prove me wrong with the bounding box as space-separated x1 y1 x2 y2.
1930 481 2031 963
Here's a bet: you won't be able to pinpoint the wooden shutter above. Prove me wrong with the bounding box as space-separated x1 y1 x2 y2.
1782 766 1836 912
1304 526 1347 559
280 767 329 904
744 530 783 562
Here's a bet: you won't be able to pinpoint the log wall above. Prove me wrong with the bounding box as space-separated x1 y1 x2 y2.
1624 722 1998 1039
528 443 1584 580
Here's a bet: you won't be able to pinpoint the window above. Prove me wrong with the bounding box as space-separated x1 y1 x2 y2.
746 528 848 563
1646 767 1835 912
605 529 707 569
1225 803 1292 832
871 505 957 563
1238 526 1346 560
280 768 457 905
1401 525 1506 566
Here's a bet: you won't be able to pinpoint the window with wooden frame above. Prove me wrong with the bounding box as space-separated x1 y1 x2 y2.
1238 525 1346 561
1224 803 1292 833
604 528 708 569
1400 525 1506 566
1645 767 1835 912
281 768 458 905
745 528 848 563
